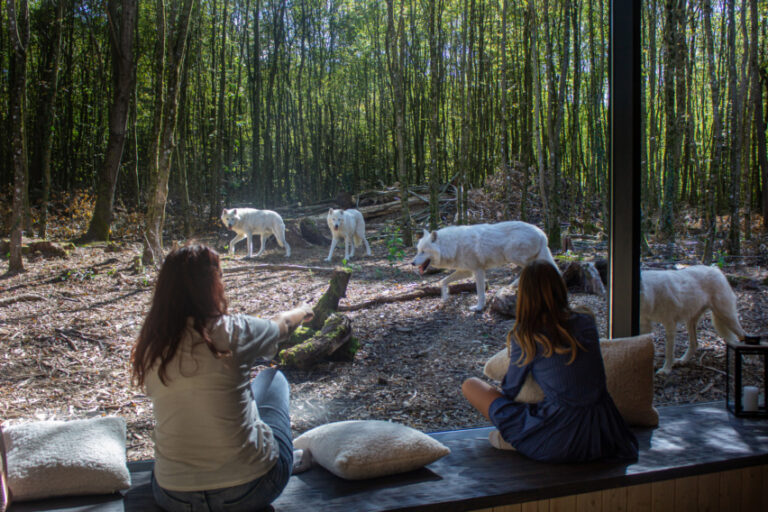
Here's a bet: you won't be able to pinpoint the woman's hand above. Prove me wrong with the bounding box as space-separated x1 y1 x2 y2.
273 304 314 339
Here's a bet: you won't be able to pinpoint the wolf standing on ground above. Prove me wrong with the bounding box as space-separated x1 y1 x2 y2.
221 208 291 258
411 221 557 312
640 265 745 375
326 208 372 262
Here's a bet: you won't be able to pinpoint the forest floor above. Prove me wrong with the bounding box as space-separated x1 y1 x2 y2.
1 204 768 462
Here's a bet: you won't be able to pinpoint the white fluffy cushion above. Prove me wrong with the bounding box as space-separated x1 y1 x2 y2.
483 334 659 427
2 417 131 501
293 420 450 480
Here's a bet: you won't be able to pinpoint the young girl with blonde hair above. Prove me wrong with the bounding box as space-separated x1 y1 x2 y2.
462 259 638 462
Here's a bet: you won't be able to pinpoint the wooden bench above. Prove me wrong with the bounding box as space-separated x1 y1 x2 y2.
9 402 768 512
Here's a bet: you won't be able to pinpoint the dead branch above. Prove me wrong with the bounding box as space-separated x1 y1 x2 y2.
0 294 46 307
337 282 478 312
54 328 106 349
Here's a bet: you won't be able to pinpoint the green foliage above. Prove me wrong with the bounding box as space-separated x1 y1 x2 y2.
341 259 362 272
556 250 583 262
714 250 727 269
56 268 95 282
383 225 406 265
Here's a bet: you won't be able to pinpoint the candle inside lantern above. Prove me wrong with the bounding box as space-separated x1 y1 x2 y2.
742 386 759 412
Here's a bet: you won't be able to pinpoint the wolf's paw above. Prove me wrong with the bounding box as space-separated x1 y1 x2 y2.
470 304 485 313
655 366 672 377
674 354 693 365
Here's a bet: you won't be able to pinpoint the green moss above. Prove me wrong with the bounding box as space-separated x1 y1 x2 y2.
288 326 315 345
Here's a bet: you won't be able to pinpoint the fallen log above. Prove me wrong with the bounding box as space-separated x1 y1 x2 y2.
337 282 478 312
223 263 338 274
278 313 352 370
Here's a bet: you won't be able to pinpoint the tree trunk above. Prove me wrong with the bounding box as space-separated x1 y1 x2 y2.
5 0 30 274
660 0 682 246
702 0 724 264
210 0 228 220
82 0 138 242
30 0 64 239
427 0 443 231
531 3 547 229
726 0 742 256
749 0 768 230
309 269 351 330
386 0 412 246
143 0 194 265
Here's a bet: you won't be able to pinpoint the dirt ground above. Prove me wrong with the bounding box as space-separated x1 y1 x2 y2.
1 219 767 462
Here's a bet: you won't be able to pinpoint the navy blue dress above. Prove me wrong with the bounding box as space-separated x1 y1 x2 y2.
488 313 639 463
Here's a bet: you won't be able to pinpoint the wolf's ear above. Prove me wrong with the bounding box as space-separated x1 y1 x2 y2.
422 229 430 239
431 231 438 243
328 207 333 215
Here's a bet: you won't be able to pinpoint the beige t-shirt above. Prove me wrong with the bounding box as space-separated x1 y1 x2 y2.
146 314 281 491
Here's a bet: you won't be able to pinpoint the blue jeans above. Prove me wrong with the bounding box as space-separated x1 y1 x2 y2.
152 369 293 512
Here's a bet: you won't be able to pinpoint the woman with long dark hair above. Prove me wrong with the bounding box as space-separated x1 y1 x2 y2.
462 259 638 463
131 244 312 511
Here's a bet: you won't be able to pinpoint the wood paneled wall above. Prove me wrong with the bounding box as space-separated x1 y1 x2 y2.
473 465 768 512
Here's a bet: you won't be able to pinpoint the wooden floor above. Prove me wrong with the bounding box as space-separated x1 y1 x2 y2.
9 402 768 512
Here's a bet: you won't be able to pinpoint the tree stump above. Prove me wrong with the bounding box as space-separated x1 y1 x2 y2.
562 261 606 296
310 269 351 330
278 314 352 369
299 217 331 246
490 285 517 317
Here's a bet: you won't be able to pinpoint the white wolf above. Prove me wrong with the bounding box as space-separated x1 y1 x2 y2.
640 265 745 375
326 208 372 262
221 208 290 258
411 221 557 312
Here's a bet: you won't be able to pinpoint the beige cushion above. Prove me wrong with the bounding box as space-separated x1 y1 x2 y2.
483 334 659 427
293 420 450 480
2 417 131 501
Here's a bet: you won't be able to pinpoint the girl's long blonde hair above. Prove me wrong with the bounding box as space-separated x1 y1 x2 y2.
508 259 585 366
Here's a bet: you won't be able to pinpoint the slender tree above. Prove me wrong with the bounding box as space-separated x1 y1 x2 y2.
143 0 195 264
726 0 742 256
386 0 412 245
5 0 29 274
81 0 138 242
427 0 443 230
748 0 767 228
30 0 65 239
701 0 725 264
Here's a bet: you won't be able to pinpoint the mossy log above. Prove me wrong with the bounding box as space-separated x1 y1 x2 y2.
309 269 351 330
278 314 352 369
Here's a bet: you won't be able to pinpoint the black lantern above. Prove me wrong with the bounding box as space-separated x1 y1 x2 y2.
725 336 768 418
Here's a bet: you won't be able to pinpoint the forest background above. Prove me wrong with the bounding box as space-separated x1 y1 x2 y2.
1 0 767 270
